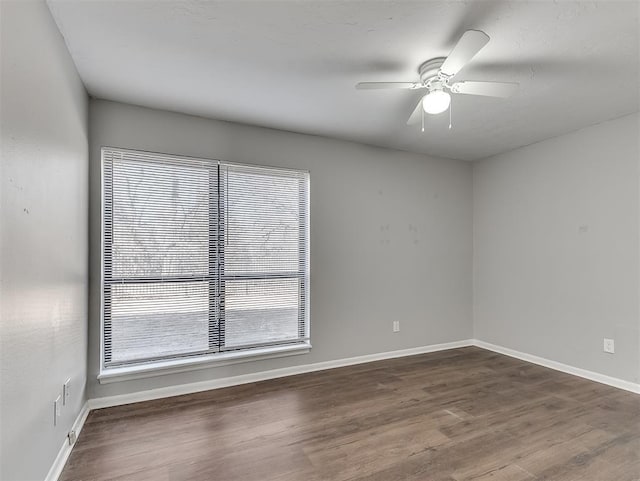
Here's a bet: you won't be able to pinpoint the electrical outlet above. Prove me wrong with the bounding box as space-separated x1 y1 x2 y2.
54 395 61 426
393 321 400 332
603 338 615 354
63 378 71 406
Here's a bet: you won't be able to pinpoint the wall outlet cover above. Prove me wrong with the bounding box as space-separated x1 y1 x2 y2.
54 395 61 426
603 338 615 354
63 378 71 405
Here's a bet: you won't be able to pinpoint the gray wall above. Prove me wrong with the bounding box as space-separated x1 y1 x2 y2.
88 99 473 399
0 1 89 480
473 113 640 383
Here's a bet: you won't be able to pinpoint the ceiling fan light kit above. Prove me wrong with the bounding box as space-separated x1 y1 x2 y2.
355 29 519 127
423 89 451 114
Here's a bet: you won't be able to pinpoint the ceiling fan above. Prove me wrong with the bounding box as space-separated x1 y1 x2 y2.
355 30 519 125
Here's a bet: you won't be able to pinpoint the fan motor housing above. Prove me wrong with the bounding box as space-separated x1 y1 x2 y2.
418 57 446 85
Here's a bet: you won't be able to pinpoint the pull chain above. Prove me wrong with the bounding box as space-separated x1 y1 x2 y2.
448 97 453 130
421 106 425 132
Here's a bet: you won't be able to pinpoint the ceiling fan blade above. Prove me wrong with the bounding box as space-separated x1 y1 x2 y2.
451 81 518 98
356 82 421 90
406 98 424 125
440 30 490 76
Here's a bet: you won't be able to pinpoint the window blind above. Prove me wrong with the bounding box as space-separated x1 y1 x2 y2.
220 163 308 351
102 148 309 369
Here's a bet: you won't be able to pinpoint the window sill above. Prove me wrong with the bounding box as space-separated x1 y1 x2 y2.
98 342 312 384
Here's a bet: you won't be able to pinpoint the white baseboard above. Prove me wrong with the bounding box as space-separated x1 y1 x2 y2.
88 339 473 409
473 339 640 395
44 401 90 481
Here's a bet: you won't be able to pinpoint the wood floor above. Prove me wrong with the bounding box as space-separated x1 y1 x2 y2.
60 347 640 481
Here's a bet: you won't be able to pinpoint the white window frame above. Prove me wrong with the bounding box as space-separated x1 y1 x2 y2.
98 147 310 383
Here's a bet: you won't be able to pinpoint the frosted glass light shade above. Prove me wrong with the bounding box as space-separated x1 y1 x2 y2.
423 90 451 115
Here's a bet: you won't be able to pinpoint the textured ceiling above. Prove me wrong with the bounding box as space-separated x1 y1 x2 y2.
48 0 639 161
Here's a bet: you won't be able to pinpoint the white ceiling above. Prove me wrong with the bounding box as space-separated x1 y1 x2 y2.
48 0 639 161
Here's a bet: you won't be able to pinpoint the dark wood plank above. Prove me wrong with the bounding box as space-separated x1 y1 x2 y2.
59 347 640 481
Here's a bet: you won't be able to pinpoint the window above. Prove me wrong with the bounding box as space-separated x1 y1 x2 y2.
101 148 309 377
